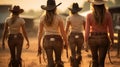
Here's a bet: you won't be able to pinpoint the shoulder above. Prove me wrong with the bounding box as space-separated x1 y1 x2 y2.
5 17 11 21
17 17 25 24
104 11 112 20
5 17 11 24
79 14 84 17
66 16 71 20
40 15 45 20
79 14 85 19
55 15 64 21
67 15 72 18
87 12 92 17
6 17 11 20
106 11 111 14
39 16 45 23
106 11 112 17
55 15 62 19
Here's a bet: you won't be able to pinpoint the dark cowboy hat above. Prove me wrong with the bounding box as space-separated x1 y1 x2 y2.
9 5 24 13
41 0 62 10
68 3 82 13
88 0 107 5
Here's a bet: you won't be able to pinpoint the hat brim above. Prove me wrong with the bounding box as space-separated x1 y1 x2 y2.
41 5 56 10
93 1 107 5
88 0 107 5
68 8 82 12
9 9 24 13
41 3 62 10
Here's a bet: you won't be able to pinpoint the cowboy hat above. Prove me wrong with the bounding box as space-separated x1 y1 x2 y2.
9 5 24 13
41 0 62 10
88 0 108 5
68 3 82 13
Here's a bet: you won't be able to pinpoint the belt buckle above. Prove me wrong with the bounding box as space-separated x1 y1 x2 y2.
14 35 17 38
75 35 79 38
50 38 55 41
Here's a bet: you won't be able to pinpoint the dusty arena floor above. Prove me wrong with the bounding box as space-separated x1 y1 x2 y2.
0 37 120 67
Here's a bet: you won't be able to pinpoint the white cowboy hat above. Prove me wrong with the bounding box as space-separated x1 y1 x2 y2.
88 0 108 5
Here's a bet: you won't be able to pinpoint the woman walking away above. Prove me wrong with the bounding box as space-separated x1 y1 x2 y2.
84 0 114 67
65 3 85 67
2 5 30 67
38 0 68 67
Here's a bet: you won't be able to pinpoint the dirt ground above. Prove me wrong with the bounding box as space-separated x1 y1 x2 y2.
0 37 120 67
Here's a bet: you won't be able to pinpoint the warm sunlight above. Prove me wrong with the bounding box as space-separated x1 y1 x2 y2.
0 0 120 67
0 0 86 11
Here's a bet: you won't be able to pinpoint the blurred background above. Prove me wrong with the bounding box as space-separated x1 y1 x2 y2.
0 0 120 67
0 0 120 37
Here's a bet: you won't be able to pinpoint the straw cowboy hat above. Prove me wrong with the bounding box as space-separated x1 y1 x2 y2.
68 3 82 13
9 5 24 13
41 0 62 10
88 0 108 5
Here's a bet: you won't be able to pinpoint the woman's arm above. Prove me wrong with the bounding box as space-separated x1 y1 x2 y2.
38 22 43 48
38 22 44 54
21 24 29 49
65 21 70 35
2 22 8 49
84 14 90 52
83 20 86 30
85 14 90 42
108 12 114 43
59 20 68 49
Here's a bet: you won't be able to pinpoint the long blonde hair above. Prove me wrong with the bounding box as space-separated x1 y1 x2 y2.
44 8 56 26
92 4 106 24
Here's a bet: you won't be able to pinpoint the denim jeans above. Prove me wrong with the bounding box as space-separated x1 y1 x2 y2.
8 33 23 67
43 35 64 67
88 33 110 67
68 32 84 66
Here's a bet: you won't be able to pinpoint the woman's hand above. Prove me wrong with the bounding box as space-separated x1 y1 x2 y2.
2 42 5 50
26 42 30 49
38 46 42 56
84 42 89 52
109 42 114 50
64 41 69 50
64 42 69 58
109 39 114 50
64 44 68 50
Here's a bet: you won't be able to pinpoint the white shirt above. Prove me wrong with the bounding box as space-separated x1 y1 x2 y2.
66 14 85 33
40 15 64 35
5 17 25 34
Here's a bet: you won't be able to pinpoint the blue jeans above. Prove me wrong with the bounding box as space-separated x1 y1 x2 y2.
88 33 110 67
43 35 64 67
68 32 84 66
8 33 23 67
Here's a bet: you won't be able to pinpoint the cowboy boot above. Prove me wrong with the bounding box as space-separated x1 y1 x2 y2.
76 55 82 65
70 56 79 67
55 61 64 67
